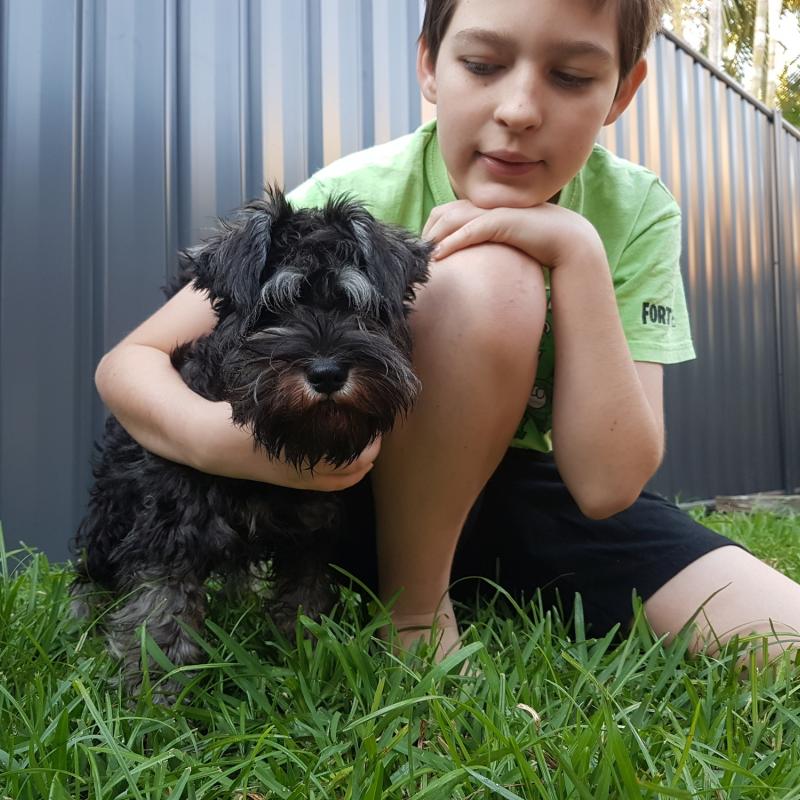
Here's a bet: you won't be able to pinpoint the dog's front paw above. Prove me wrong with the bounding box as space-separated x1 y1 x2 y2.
266 580 337 639
267 598 304 639
69 577 102 620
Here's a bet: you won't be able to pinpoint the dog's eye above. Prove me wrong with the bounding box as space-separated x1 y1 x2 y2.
261 269 305 310
338 267 378 314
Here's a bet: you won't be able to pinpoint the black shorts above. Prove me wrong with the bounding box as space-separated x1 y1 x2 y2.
333 448 742 636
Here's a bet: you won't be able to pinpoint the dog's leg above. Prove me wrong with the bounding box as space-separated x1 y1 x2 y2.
69 575 102 620
266 550 339 638
106 571 206 700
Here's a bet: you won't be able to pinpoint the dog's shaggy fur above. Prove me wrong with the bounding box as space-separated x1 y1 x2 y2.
71 187 431 691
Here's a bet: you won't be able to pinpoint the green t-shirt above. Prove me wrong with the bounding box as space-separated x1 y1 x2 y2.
288 119 695 452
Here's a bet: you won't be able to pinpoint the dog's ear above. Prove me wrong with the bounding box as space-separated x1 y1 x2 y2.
180 187 291 314
389 231 433 308
336 199 433 311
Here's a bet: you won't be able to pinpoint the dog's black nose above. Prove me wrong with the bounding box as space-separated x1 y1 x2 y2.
307 359 349 395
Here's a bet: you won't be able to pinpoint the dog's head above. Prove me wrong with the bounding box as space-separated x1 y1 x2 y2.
179 186 432 468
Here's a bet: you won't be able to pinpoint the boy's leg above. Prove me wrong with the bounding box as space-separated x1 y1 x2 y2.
450 449 800 666
370 243 546 658
644 546 800 663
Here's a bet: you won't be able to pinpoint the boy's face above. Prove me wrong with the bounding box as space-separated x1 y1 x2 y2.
418 0 646 208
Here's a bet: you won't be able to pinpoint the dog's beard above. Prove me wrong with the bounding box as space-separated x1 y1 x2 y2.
225 356 420 470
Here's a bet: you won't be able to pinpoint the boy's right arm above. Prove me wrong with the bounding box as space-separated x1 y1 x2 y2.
95 283 379 491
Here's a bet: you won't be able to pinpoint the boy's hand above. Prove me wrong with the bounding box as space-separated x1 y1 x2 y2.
423 200 603 268
194 400 381 491
286 438 382 491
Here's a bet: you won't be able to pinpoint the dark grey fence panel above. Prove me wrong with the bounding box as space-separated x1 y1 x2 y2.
0 1 95 558
1 1 798 562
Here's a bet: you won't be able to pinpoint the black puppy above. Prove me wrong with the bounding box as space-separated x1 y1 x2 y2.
71 187 431 690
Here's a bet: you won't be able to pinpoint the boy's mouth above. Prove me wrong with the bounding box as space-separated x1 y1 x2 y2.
478 150 543 177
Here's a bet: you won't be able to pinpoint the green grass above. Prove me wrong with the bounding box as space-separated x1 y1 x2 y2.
1 512 800 799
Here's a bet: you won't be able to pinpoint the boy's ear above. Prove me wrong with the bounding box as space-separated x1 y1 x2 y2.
604 59 648 126
416 37 438 104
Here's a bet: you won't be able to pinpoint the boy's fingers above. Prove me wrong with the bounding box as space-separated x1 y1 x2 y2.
423 213 454 242
421 210 441 239
356 436 382 465
426 213 477 248
433 220 492 259
422 201 482 241
318 435 381 475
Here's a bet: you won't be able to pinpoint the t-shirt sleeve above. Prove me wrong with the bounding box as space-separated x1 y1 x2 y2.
613 180 696 364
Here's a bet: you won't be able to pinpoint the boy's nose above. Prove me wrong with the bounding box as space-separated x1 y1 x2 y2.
494 80 544 131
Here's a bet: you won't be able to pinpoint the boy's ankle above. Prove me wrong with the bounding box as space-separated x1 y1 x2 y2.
380 601 461 663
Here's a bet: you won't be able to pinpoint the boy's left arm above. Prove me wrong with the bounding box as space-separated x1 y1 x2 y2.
546 236 664 518
425 202 664 519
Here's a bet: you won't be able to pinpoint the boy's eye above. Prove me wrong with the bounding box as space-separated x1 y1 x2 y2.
551 71 593 89
462 59 500 77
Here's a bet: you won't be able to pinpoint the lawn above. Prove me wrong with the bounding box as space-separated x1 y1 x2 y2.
1 512 799 799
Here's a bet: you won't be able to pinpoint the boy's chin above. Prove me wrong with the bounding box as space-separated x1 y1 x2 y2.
463 183 556 209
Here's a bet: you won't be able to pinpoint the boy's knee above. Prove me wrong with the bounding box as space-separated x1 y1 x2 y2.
414 243 547 357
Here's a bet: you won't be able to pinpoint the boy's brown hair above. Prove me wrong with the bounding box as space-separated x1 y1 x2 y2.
420 0 668 83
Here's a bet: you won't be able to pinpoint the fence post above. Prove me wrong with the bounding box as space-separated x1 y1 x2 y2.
769 110 790 493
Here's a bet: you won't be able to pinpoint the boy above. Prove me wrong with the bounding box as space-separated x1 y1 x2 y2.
96 0 800 661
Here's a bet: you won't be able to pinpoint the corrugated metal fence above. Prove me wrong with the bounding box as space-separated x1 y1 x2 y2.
1 1 798 560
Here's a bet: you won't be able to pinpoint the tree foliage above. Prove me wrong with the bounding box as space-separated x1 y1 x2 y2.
665 0 800 127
